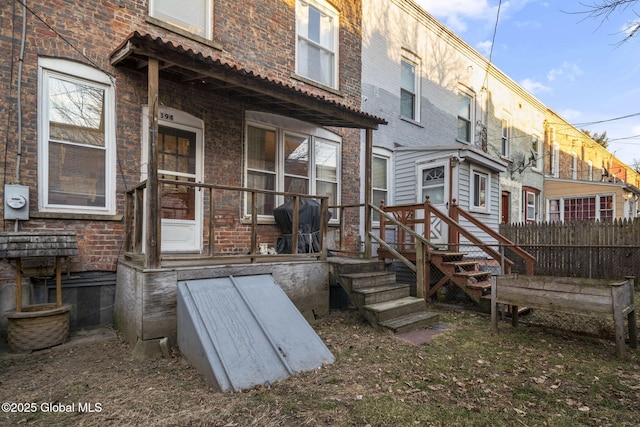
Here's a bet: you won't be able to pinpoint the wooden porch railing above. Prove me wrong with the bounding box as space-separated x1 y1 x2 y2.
123 179 329 268
377 197 535 276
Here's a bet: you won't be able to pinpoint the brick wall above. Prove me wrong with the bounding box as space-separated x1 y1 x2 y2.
0 0 365 274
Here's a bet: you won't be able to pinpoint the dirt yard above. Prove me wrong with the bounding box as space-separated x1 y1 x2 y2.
1 306 639 426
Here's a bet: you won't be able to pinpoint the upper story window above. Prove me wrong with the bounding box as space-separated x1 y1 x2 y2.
457 90 473 143
400 54 419 121
501 114 511 157
587 160 593 181
296 0 339 89
150 0 212 39
551 142 560 178
531 134 542 170
38 58 116 215
571 151 578 180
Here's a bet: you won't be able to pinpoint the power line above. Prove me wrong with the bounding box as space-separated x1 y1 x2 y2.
572 112 640 127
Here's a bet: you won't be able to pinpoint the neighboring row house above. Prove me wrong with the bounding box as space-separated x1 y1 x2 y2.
543 110 640 222
360 0 638 236
360 0 546 248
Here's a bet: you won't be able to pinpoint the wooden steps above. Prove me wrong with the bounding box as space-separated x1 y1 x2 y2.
329 259 439 333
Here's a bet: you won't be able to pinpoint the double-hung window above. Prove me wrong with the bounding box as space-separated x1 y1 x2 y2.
457 90 473 143
38 58 115 215
400 56 419 121
149 0 212 39
523 188 539 222
372 150 391 222
471 168 489 212
245 114 340 219
296 0 338 89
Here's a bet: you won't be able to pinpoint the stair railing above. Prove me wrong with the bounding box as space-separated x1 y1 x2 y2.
369 203 440 298
447 199 535 275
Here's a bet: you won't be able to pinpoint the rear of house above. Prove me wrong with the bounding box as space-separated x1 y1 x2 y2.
0 0 384 346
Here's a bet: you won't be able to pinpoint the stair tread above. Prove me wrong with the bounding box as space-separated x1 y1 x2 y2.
441 260 478 267
454 271 491 278
340 271 395 279
364 296 425 312
352 283 410 295
465 281 492 290
380 311 440 330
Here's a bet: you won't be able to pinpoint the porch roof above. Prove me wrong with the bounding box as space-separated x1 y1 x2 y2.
110 31 386 130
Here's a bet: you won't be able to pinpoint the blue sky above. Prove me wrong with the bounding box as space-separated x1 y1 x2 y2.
415 0 640 167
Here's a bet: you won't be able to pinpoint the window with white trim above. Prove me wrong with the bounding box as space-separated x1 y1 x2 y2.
372 150 391 222
571 151 578 180
149 0 212 39
523 189 538 222
501 114 511 157
245 114 340 218
400 55 419 121
457 90 473 143
471 168 489 211
296 0 338 89
547 195 615 222
38 58 116 214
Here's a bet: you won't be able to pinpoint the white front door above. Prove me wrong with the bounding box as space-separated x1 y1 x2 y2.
418 162 449 245
142 107 204 252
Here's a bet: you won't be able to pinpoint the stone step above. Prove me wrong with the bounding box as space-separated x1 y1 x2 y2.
340 271 396 291
328 258 386 277
351 283 411 307
379 311 441 333
363 296 426 324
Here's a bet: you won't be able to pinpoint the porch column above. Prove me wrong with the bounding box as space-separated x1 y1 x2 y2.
364 128 373 259
146 58 161 268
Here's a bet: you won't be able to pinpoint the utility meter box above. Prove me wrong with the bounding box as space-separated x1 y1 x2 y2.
4 184 30 220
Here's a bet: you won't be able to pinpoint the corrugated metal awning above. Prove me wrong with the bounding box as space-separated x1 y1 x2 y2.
110 31 387 130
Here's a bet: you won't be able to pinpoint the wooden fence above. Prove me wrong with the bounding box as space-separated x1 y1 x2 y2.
499 219 640 281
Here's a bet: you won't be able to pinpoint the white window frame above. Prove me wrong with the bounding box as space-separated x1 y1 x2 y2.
244 112 341 222
149 0 213 40
501 113 511 158
295 0 339 89
470 167 490 213
524 190 537 222
571 151 578 180
37 58 116 215
400 52 420 121
372 148 392 223
546 194 616 222
457 88 474 144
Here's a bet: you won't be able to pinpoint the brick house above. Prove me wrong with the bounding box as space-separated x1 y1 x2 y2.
0 0 385 349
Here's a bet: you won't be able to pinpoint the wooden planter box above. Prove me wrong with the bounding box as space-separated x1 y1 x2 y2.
491 275 637 357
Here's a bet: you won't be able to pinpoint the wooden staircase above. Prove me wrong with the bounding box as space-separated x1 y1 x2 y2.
328 258 440 333
429 250 493 304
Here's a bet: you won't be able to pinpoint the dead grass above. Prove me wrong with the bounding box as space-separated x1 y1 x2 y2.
1 306 639 426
